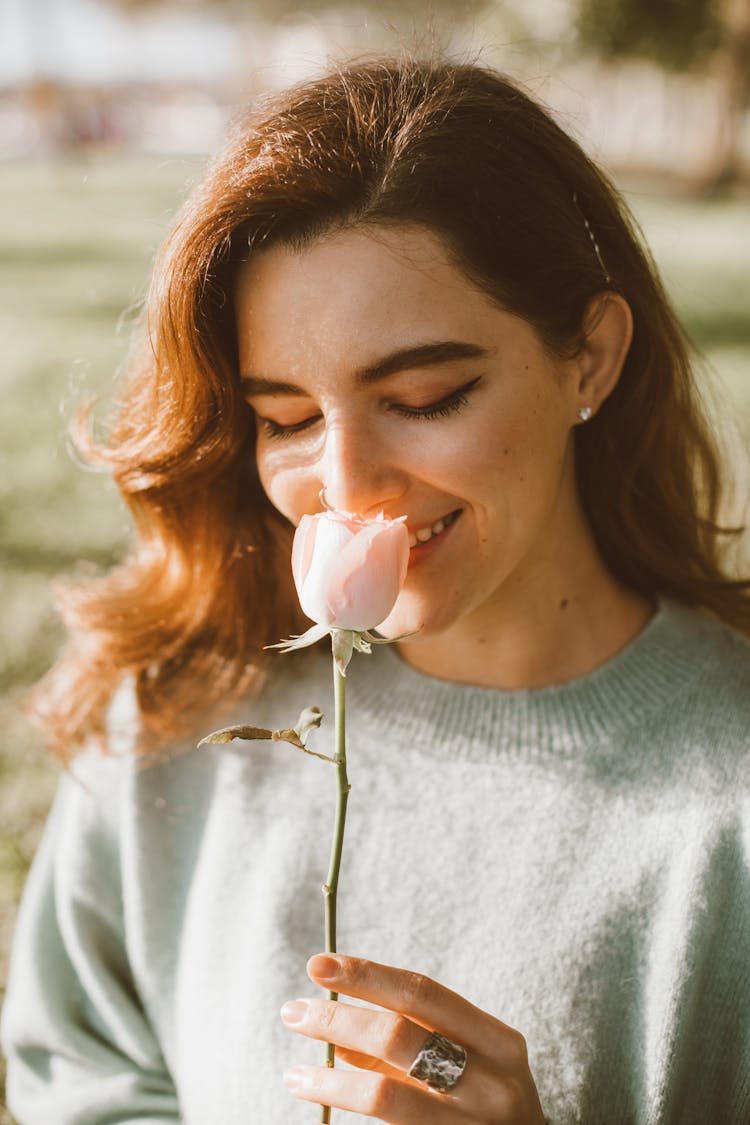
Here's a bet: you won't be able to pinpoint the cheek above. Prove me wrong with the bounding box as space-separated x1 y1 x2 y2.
438 415 516 484
255 445 302 523
461 410 570 534
256 447 294 517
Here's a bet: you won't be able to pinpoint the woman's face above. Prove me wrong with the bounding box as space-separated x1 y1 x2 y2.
235 224 587 642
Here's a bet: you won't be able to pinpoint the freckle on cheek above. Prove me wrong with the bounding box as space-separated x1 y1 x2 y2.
560 597 569 610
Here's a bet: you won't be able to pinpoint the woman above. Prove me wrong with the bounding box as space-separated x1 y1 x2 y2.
3 58 750 1125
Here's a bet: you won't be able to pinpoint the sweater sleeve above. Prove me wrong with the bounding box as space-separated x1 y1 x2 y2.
1 763 180 1125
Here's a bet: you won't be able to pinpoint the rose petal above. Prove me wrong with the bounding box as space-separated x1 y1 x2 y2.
325 519 409 630
294 514 355 625
291 515 317 591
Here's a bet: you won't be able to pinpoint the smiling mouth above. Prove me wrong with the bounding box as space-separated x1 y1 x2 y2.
408 509 462 550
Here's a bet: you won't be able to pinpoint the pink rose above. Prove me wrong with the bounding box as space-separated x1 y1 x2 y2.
291 510 409 632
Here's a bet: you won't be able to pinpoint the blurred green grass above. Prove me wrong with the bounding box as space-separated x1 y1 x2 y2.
0 156 748 1120
1 157 206 690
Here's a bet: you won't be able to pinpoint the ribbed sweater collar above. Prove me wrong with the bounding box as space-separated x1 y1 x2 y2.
348 600 715 762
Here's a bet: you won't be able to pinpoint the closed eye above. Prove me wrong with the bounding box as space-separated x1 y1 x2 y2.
255 376 483 440
390 376 483 421
257 413 321 440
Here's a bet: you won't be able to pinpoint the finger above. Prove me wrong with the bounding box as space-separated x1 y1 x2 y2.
307 953 523 1064
334 1043 407 1081
283 1063 469 1124
283 997 509 1119
281 998 431 1075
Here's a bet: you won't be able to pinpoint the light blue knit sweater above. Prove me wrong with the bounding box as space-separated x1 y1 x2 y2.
3 600 750 1123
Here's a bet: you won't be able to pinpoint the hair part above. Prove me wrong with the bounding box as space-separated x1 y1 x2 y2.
28 56 749 759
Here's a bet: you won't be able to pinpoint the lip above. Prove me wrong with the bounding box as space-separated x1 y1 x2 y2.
407 508 463 566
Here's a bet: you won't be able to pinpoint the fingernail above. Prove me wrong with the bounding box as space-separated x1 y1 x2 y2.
283 1065 310 1092
280 1000 309 1025
308 953 340 981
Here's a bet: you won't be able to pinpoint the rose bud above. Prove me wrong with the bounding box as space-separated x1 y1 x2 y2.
291 510 409 632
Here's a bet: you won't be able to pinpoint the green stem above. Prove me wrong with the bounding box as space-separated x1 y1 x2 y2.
320 652 350 1124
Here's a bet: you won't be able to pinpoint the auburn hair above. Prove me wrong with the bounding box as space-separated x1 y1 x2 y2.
29 57 749 759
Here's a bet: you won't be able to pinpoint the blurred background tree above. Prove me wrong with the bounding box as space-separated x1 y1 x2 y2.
114 0 492 12
577 0 750 190
578 0 723 67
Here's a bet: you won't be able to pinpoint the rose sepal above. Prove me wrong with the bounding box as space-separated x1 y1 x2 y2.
264 622 332 654
361 628 419 644
267 624 419 677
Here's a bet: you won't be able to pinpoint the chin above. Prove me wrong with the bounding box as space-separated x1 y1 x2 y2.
375 595 452 642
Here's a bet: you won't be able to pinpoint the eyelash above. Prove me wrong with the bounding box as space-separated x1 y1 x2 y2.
257 377 482 440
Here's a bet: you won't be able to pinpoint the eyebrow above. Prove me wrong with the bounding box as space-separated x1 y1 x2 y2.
240 340 492 397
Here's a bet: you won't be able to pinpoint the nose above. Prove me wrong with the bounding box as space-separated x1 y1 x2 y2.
319 417 406 516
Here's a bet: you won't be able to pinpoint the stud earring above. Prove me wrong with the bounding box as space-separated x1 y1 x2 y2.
577 406 593 422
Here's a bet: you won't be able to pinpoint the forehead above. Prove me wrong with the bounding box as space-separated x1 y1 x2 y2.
233 224 500 378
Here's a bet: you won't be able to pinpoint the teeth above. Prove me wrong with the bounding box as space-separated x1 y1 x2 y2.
408 510 457 549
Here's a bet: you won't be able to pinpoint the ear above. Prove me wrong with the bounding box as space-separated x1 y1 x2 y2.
573 292 633 417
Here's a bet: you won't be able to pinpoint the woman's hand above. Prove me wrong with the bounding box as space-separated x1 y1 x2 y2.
280 952 546 1123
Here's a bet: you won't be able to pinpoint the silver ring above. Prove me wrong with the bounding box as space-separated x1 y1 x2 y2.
407 1031 467 1093
318 486 333 511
